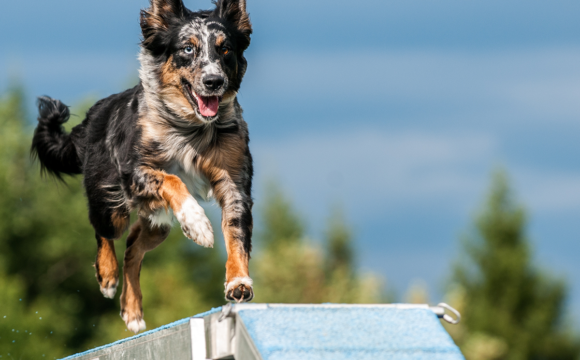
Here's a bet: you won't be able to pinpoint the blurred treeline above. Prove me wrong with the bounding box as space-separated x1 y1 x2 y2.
0 86 578 360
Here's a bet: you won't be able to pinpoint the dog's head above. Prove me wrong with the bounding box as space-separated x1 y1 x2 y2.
140 0 252 123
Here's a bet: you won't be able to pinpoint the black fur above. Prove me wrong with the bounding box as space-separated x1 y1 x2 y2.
31 97 84 179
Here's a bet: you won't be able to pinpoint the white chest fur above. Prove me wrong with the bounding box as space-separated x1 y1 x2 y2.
168 162 213 202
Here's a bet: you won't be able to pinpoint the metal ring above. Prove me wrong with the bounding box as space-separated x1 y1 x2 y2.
437 302 461 325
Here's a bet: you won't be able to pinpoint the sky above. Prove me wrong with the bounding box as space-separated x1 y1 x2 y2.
1 0 579 319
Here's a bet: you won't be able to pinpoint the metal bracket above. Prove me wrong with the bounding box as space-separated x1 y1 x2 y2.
430 303 461 324
218 302 233 322
190 318 209 360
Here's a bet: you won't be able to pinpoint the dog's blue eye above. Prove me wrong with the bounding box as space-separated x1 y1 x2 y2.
184 46 194 54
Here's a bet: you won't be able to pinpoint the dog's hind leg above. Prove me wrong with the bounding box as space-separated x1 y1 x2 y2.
95 236 119 299
93 208 130 299
120 217 170 334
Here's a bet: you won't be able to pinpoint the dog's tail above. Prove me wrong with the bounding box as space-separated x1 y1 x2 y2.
31 96 83 179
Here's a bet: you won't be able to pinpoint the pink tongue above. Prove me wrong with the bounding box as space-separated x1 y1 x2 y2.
198 95 220 117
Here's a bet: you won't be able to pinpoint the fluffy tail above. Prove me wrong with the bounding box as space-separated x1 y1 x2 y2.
31 96 82 179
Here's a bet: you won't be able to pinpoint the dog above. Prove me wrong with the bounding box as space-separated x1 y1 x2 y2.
31 0 254 333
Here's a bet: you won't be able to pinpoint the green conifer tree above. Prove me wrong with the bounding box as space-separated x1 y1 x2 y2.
324 207 354 277
449 170 579 360
252 183 383 304
252 182 324 302
256 181 304 249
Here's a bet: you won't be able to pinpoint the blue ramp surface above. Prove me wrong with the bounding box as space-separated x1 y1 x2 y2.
237 305 464 360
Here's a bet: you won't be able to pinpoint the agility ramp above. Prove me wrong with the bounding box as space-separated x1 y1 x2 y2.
61 303 464 360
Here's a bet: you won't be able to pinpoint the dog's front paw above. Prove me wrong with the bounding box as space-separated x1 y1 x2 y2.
225 277 254 303
121 309 146 334
175 197 214 248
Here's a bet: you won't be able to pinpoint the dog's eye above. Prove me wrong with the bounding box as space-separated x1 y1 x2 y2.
184 46 194 54
221 46 229 55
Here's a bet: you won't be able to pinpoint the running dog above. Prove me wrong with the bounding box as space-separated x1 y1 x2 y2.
31 0 254 333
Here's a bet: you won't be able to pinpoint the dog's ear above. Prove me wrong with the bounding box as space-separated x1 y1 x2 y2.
141 0 186 46
215 0 252 39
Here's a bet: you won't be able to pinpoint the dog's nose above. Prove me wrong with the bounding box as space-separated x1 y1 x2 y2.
203 75 225 91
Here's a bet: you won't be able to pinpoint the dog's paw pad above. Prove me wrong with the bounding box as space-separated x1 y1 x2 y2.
225 277 254 303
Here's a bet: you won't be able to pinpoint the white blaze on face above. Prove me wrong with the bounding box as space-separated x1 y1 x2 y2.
202 21 227 79
180 19 227 89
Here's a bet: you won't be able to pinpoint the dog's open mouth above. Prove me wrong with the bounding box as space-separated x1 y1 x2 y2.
183 81 221 118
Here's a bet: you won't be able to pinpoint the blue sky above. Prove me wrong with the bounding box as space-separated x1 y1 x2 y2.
1 0 579 319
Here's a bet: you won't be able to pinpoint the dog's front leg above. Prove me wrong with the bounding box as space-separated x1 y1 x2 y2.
211 175 254 302
132 167 214 247
159 173 214 247
120 168 214 333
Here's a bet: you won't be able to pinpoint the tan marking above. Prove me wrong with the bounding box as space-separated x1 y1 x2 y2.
160 56 181 86
111 210 130 239
190 36 199 47
216 35 225 47
94 210 128 293
95 236 119 290
129 167 193 219
223 220 250 281
197 134 247 186
120 218 170 332
158 56 204 122
158 174 191 213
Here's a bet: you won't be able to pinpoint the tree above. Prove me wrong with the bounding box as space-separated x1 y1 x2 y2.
252 183 384 304
447 170 579 360
256 182 305 250
324 207 354 277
